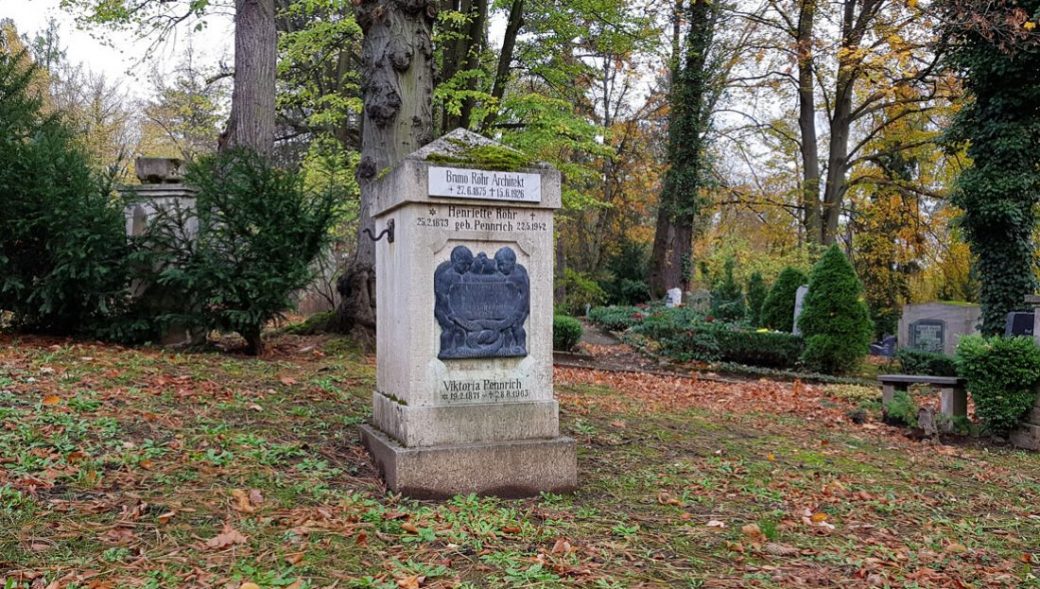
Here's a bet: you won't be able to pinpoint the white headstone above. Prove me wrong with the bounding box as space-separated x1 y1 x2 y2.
665 288 682 308
792 284 809 335
359 129 576 498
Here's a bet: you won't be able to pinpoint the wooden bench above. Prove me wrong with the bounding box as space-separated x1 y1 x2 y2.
878 374 967 432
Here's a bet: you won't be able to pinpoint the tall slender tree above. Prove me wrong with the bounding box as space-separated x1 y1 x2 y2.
648 0 719 296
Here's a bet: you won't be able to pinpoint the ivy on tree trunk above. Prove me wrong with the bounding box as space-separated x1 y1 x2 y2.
648 0 717 298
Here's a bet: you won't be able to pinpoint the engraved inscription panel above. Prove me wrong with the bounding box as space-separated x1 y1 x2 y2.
434 245 529 359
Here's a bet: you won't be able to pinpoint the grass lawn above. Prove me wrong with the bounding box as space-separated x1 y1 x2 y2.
2 334 1040 588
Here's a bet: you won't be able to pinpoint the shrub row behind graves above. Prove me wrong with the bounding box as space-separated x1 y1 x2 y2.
715 330 805 368
588 305 645 332
956 335 1040 437
553 315 583 351
896 348 959 377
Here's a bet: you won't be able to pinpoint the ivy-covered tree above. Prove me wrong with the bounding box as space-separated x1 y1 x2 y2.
760 267 807 332
798 245 874 374
942 0 1040 334
648 0 720 297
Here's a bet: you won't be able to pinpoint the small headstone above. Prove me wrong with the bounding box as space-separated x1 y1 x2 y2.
792 284 809 335
909 319 945 354
1005 311 1034 337
665 288 682 308
870 335 897 357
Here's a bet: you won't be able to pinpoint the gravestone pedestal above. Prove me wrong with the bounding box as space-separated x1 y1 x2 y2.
359 130 576 498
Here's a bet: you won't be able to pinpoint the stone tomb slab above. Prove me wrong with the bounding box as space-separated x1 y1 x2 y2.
364 129 575 497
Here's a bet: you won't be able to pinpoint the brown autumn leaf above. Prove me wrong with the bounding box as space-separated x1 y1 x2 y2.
206 524 248 549
231 489 256 513
157 511 176 525
396 575 424 589
741 523 765 542
400 522 419 533
285 581 304 589
285 552 305 565
248 489 264 506
240 583 261 589
551 538 573 554
501 525 522 534
42 395 61 406
356 530 368 546
656 491 682 506
279 376 297 386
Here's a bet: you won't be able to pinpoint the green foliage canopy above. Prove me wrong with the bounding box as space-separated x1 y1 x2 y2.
760 267 807 332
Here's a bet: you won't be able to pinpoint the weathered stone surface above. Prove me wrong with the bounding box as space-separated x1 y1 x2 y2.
135 157 186 184
1010 423 1040 451
792 285 808 335
897 302 981 356
365 129 575 497
360 425 577 498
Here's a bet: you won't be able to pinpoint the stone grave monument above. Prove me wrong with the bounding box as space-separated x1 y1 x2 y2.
897 302 981 356
358 129 577 498
1011 296 1040 450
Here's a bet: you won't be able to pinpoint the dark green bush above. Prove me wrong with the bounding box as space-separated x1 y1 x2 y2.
658 324 722 362
601 241 652 305
142 148 338 355
715 330 804 369
760 267 807 331
896 348 958 377
0 51 130 335
553 315 583 351
746 272 768 327
710 258 745 321
630 306 709 341
588 305 645 332
559 268 607 315
798 246 874 374
956 335 1040 436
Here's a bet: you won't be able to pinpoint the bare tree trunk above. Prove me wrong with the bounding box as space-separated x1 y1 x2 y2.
822 69 853 245
796 0 821 244
334 0 435 335
481 0 523 132
222 0 277 155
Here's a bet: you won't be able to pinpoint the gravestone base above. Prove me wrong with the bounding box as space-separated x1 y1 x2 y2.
1010 389 1040 451
359 425 577 499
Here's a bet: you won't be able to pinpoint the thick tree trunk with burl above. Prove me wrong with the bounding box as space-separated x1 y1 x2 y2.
334 0 435 337
221 0 277 155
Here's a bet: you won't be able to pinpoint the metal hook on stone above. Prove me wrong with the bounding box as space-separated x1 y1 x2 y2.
363 219 395 244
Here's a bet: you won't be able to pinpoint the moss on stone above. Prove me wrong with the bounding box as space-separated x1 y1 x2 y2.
425 142 533 172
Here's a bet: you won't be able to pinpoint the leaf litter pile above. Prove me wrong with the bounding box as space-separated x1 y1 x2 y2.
3 334 1040 588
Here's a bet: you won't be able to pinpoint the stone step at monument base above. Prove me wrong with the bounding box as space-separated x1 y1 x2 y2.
359 425 577 499
372 394 560 447
1010 422 1040 451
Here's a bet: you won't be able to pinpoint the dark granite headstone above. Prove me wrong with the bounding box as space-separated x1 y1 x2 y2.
434 245 530 359
909 319 945 354
870 335 897 357
1005 311 1035 337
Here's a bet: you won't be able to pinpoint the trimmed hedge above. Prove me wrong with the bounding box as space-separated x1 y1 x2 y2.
553 315 583 351
716 330 804 368
957 335 1040 436
896 348 958 377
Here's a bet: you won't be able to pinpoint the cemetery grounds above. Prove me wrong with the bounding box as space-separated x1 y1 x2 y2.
3 333 1040 588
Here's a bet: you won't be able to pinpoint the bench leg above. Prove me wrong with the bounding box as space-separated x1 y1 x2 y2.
881 383 907 408
939 386 968 432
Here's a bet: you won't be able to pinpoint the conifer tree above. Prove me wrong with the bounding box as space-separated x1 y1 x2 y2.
761 267 807 332
798 245 873 374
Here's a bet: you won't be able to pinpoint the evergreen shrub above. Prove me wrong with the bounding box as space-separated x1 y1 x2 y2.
746 272 768 327
710 258 745 321
553 315 583 351
798 246 873 374
588 305 645 332
896 348 958 377
760 267 807 332
141 148 338 355
0 51 130 335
